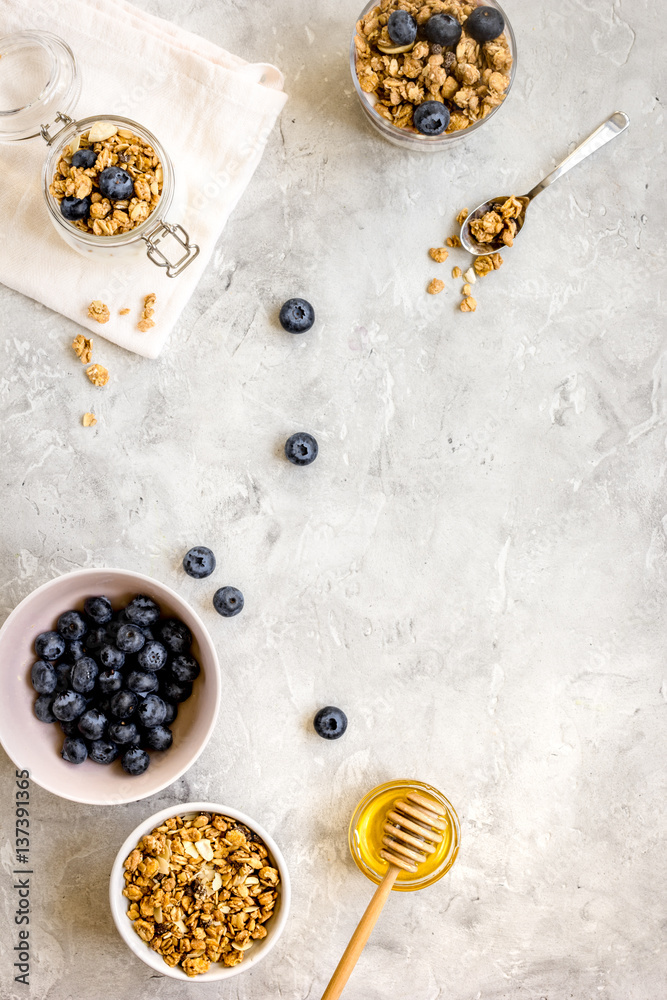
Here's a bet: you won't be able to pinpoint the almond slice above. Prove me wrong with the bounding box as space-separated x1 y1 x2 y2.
87 121 118 143
376 40 415 54
195 839 214 861
156 856 170 875
211 874 222 892
183 841 199 859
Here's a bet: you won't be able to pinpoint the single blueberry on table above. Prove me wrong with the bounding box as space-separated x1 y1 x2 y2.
285 432 318 466
77 708 107 741
159 618 192 654
136 694 167 728
99 644 125 670
115 623 146 654
313 706 348 740
31 660 57 695
84 625 108 651
71 656 98 694
57 610 88 640
125 594 161 627
52 690 87 722
61 736 88 765
110 689 138 719
413 100 451 136
34 630 66 661
98 668 124 695
160 678 193 704
137 640 168 672
424 12 462 46
98 165 134 200
71 148 97 169
279 298 315 334
67 638 86 661
34 694 56 723
126 670 159 695
108 720 140 745
170 654 200 683
182 546 216 579
88 739 119 765
122 747 150 775
465 5 505 42
143 725 173 752
213 586 244 618
84 595 113 624
60 196 91 221
387 9 418 46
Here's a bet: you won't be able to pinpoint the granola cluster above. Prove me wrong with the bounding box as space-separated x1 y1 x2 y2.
425 207 504 310
50 122 163 235
138 293 157 333
469 195 524 247
354 0 512 134
122 812 281 978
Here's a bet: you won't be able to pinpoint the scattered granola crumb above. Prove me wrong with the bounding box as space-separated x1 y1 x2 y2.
71 334 93 364
87 300 110 324
427 278 445 295
456 208 469 227
463 268 477 284
119 308 131 316
474 253 504 276
452 266 462 279
86 364 109 387
428 247 449 263
462 283 472 296
82 412 97 427
446 235 461 248
460 296 477 313
138 293 156 332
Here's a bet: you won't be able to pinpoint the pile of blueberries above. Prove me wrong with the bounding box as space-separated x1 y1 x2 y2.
30 594 200 775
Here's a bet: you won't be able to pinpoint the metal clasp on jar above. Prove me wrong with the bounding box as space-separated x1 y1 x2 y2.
40 112 75 145
142 221 200 277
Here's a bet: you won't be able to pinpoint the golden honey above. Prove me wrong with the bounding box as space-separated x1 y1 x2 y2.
348 780 460 892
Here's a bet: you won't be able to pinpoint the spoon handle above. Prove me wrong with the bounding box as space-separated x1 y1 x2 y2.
527 111 630 200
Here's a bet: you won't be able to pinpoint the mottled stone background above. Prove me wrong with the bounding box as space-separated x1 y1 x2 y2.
1 0 665 998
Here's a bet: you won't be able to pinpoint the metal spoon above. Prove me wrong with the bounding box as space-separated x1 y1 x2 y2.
460 111 630 255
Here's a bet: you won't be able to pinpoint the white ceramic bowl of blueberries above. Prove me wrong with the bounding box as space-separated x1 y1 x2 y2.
0 568 221 804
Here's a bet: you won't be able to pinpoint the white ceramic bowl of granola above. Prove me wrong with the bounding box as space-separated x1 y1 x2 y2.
350 0 516 151
109 802 291 982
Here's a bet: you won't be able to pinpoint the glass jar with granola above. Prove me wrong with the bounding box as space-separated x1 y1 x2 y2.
351 0 516 151
0 30 199 275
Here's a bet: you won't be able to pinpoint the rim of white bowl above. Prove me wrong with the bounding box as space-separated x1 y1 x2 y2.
109 801 291 981
0 568 221 805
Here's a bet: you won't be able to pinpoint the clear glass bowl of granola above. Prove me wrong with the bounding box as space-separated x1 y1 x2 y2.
350 0 516 151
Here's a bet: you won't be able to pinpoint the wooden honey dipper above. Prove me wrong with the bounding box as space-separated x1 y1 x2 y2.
321 790 449 1000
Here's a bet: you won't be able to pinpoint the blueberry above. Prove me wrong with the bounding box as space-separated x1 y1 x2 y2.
110 689 138 719
34 630 66 661
313 706 348 740
162 701 178 725
170 654 200 683
57 610 88 640
67 638 86 661
77 708 107 741
136 694 167 728
285 432 318 466
52 690 87 722
54 662 73 692
213 586 244 618
98 668 124 695
125 594 161 627
84 595 113 624
115 623 146 654
121 747 150 775
465 5 505 42
182 546 216 579
137 640 168 672
279 298 315 334
98 165 134 201
34 694 56 723
61 736 88 764
104 620 124 643
88 739 119 764
31 660 57 695
143 725 173 752
424 13 462 46
60 196 91 221
126 670 159 695
160 679 192 704
139 625 155 643
387 9 418 46
413 100 451 136
108 720 140 745
70 656 98 694
84 626 108 651
59 719 79 736
159 619 192 654
71 148 97 169
99 644 125 670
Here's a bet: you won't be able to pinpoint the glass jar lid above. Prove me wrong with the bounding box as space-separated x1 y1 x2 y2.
0 30 80 142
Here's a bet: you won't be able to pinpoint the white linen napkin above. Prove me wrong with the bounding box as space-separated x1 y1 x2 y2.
0 0 287 358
